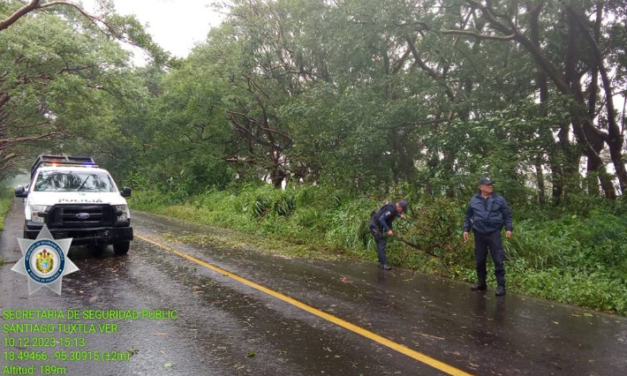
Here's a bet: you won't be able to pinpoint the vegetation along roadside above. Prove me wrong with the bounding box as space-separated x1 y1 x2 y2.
130 184 627 316
0 188 13 266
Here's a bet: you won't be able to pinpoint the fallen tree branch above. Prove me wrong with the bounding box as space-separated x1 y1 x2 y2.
396 236 440 258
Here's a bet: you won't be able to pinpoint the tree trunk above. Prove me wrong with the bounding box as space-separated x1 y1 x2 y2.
564 12 615 200
570 79 616 199
586 156 601 197
443 151 455 199
528 3 557 204
558 120 582 202
567 4 627 195
535 157 546 203
270 168 285 189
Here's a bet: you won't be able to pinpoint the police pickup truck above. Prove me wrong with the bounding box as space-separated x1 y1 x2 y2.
15 155 133 255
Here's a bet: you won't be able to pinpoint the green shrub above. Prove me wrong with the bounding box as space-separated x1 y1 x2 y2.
0 188 12 232
129 184 627 315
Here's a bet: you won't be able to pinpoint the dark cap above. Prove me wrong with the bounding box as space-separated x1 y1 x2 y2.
398 200 408 212
478 177 494 185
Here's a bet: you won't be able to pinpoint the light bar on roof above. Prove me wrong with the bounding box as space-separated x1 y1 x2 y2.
39 163 99 169
30 155 98 179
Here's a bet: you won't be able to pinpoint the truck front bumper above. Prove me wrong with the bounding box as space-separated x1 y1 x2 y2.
24 222 133 244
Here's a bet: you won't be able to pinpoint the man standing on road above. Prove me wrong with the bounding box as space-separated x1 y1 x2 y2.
369 200 408 271
463 178 513 296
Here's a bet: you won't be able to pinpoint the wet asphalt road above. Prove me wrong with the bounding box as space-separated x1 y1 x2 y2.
1 199 627 376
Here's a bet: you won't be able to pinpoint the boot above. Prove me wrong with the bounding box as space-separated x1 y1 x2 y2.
471 278 487 291
378 263 392 271
495 286 506 296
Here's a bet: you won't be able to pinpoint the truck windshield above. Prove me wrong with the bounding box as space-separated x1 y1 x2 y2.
34 171 117 192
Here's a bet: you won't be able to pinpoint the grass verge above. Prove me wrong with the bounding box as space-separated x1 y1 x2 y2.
0 188 13 266
129 184 627 316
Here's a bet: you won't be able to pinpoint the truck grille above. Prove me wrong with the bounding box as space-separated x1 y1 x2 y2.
48 205 114 228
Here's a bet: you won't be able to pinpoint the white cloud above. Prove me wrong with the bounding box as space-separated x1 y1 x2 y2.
81 0 224 65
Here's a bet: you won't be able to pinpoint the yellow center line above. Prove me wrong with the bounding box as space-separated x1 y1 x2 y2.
136 233 475 376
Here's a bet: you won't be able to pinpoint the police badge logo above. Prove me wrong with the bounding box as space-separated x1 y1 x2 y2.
11 225 79 295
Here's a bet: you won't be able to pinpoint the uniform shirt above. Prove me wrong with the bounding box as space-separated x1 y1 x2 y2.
463 193 513 234
370 203 399 232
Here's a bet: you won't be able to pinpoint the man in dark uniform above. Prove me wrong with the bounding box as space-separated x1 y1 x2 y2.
463 178 513 296
369 200 408 271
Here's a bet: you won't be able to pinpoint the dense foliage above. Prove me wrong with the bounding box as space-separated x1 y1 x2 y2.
4 0 627 201
1 1 627 313
0 0 164 177
0 188 11 233
130 185 627 314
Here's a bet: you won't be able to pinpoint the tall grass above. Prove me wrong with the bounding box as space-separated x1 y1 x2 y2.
0 188 13 265
129 184 627 315
0 188 13 233
131 184 382 257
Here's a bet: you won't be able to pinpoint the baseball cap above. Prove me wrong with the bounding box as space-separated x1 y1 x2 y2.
398 200 408 212
478 177 494 185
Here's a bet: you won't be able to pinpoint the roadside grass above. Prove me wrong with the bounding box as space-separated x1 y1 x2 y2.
129 184 627 316
0 188 12 232
0 187 13 266
130 184 380 262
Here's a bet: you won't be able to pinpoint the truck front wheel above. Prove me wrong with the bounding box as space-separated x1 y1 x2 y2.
113 242 130 256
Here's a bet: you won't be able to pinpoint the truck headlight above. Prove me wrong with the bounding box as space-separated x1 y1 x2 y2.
115 205 129 221
30 205 48 223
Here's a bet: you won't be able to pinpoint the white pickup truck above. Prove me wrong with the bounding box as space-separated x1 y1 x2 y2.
15 155 133 255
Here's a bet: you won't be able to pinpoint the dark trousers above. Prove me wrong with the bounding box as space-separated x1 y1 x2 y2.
369 224 387 264
474 230 506 286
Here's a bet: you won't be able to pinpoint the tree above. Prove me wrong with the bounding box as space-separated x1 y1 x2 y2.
442 0 627 198
78 0 626 204
0 0 165 177
0 2 161 177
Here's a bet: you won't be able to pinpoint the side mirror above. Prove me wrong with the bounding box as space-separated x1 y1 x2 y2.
121 187 132 198
15 186 27 198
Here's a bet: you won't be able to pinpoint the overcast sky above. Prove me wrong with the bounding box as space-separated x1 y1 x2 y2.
82 0 225 64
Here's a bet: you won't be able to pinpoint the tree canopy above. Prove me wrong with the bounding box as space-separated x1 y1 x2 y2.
2 0 627 205
0 0 163 177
